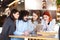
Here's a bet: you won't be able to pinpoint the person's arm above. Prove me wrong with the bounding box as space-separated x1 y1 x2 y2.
1 18 10 39
28 20 35 32
23 20 34 36
41 19 47 31
47 19 56 31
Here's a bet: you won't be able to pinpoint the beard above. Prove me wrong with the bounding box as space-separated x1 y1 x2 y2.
23 19 28 22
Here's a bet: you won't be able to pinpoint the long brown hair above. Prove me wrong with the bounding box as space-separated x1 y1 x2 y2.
31 11 40 24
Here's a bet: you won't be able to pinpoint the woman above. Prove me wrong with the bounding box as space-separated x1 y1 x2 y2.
11 10 34 40
31 11 40 26
30 11 41 34
41 11 56 31
0 9 19 40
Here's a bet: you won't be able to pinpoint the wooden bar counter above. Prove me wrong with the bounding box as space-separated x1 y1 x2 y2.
9 32 58 40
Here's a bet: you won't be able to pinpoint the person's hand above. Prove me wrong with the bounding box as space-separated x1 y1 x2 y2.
45 20 48 24
23 31 30 36
45 20 49 28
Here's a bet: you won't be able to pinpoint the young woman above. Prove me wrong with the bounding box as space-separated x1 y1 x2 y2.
0 9 19 40
31 11 40 26
41 11 56 31
30 11 41 35
11 10 34 40
41 11 59 38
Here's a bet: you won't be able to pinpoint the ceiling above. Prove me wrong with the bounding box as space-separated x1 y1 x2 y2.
0 0 14 7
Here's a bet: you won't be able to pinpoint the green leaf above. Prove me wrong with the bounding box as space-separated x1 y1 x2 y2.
57 0 60 5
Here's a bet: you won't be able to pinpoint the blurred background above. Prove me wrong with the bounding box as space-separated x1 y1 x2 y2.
0 0 60 33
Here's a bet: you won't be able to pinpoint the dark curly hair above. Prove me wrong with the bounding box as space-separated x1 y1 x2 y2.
19 10 29 20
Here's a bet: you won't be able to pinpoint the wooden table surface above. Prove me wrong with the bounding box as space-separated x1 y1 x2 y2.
9 32 58 40
9 35 58 40
37 31 58 36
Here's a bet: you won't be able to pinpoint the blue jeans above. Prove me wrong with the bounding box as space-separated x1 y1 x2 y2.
11 38 24 40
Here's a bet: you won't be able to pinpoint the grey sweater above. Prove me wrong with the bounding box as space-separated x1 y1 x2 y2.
0 17 16 40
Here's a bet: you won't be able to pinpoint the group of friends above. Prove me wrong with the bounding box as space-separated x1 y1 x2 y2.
0 9 57 40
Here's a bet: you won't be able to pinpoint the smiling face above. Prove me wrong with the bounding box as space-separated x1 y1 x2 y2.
32 13 38 21
43 15 49 21
13 12 19 20
23 15 28 22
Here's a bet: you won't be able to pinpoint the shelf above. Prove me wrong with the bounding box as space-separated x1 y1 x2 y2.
57 13 60 15
57 18 60 20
